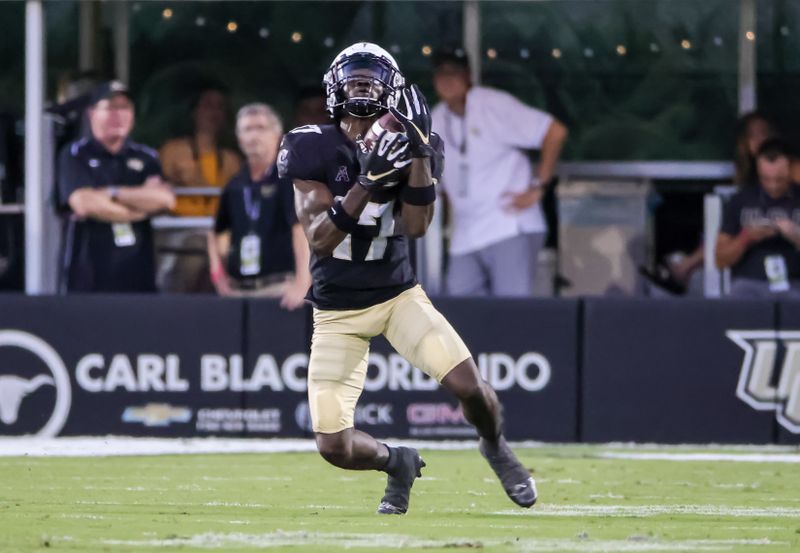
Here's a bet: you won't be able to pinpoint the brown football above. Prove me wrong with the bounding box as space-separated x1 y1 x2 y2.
363 111 404 151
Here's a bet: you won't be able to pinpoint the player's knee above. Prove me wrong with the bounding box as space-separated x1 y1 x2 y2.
442 359 484 400
315 433 353 467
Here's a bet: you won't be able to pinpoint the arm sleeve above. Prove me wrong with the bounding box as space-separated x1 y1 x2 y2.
56 143 90 212
144 153 164 180
277 130 326 182
214 185 232 233
279 177 298 227
720 194 742 236
482 88 554 150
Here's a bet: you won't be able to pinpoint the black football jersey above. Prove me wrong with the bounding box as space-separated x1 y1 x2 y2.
279 124 443 310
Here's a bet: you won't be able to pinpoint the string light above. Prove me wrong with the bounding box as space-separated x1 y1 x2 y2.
745 31 755 41
649 42 660 53
323 36 334 48
520 48 530 59
551 48 562 59
616 44 627 56
486 48 497 59
291 32 303 43
713 36 723 46
259 28 270 39
195 16 206 27
780 26 790 36
681 39 692 50
421 45 432 56
583 47 594 58
390 44 401 54
162 8 173 19
227 21 238 33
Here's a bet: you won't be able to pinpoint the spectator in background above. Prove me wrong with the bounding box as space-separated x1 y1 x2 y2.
430 49 568 297
648 111 786 296
716 138 800 298
735 111 777 186
208 103 310 308
158 85 241 293
734 110 800 186
57 81 175 293
292 87 330 127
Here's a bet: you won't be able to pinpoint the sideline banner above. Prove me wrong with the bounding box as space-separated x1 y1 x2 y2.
0 295 245 438
582 298 776 443
776 300 800 445
2 294 797 443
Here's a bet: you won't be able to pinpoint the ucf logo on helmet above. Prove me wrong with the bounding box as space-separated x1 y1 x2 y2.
727 330 800 433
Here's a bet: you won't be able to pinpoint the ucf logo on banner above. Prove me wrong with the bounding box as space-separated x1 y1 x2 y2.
727 330 800 434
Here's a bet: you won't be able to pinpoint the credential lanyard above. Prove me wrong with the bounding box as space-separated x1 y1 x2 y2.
444 110 467 155
243 185 261 229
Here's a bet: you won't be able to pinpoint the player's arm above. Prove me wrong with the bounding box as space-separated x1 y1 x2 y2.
293 177 371 257
68 188 148 223
114 175 176 214
715 225 776 268
390 84 437 237
208 230 233 296
537 119 568 185
396 157 434 237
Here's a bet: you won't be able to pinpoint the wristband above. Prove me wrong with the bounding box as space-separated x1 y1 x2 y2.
410 143 435 159
108 186 120 201
327 199 360 234
210 265 224 284
402 185 436 206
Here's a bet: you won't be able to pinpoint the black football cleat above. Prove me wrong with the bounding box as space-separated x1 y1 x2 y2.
479 436 538 508
376 447 426 515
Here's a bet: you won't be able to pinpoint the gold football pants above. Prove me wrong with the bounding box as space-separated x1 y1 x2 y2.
308 285 471 433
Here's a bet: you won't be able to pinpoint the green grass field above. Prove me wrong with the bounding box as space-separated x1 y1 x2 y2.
1 444 798 552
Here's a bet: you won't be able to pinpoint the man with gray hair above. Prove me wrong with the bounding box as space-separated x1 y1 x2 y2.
208 103 311 306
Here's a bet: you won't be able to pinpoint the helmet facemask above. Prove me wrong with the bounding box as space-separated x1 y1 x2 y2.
324 51 404 119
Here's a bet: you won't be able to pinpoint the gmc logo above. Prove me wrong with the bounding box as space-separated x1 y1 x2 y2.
407 403 468 426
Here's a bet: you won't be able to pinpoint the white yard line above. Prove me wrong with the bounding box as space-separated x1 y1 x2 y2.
95 532 787 551
0 436 797 458
494 504 800 518
599 452 800 463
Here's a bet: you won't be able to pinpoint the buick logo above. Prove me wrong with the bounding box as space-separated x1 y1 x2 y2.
0 330 72 437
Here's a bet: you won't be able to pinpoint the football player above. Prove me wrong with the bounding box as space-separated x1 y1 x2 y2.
278 42 537 514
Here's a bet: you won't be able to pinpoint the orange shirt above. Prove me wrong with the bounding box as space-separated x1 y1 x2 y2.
160 137 241 217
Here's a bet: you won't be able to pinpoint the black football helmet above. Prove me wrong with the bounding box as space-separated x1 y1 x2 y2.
323 42 405 119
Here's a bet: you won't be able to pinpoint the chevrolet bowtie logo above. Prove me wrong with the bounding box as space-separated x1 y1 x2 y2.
727 330 800 433
122 403 192 427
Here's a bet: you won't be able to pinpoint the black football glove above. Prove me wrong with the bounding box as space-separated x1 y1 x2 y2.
355 131 412 191
390 84 434 158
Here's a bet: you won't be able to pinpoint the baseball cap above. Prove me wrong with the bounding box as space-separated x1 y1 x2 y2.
432 48 470 72
89 80 132 106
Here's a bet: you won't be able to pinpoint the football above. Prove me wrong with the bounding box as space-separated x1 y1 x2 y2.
363 111 404 150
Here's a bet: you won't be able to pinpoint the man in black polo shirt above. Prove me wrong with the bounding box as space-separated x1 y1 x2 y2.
57 81 176 293
717 138 800 297
208 103 310 308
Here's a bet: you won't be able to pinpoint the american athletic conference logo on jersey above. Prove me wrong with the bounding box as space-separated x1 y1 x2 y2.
727 330 800 433
0 330 72 437
335 165 350 183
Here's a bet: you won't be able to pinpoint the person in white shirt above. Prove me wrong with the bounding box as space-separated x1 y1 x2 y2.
431 50 568 296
